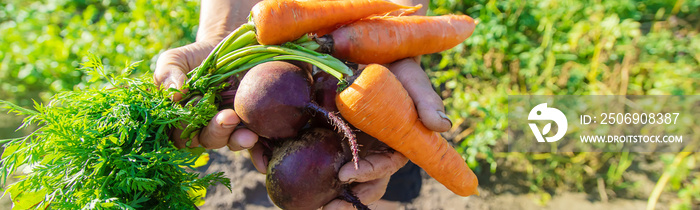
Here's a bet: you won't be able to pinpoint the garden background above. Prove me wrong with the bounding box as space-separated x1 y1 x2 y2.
0 0 698 209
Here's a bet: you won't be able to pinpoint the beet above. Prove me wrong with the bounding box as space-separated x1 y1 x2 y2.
234 61 313 139
266 128 369 210
234 61 361 167
313 71 340 112
311 71 341 129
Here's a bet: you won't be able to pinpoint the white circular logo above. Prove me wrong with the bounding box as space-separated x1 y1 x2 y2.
528 103 568 142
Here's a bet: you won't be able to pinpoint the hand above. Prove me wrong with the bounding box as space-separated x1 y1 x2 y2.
321 58 450 209
157 0 446 208
323 0 445 205
387 58 453 133
323 151 409 209
247 58 451 209
154 0 259 151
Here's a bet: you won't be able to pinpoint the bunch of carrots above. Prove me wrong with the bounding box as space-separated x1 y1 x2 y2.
0 0 478 209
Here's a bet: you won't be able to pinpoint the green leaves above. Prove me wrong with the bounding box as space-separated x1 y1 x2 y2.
426 0 699 206
4 182 49 210
0 100 39 117
0 0 200 107
0 58 228 209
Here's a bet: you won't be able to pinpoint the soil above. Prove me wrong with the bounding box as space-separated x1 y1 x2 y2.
196 149 651 210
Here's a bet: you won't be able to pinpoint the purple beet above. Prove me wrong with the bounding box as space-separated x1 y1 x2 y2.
312 71 389 156
233 61 361 167
234 61 313 139
311 71 341 129
266 128 369 210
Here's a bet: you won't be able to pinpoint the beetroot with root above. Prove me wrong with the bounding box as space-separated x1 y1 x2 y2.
266 128 369 210
233 61 361 167
311 70 341 129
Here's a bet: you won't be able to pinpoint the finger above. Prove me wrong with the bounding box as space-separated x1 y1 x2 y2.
338 151 408 183
322 177 391 210
154 41 216 101
170 122 201 149
352 176 391 204
227 128 258 151
387 58 452 132
199 109 240 149
323 199 354 210
248 143 268 174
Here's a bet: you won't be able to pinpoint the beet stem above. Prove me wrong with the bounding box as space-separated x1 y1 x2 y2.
314 34 334 55
306 102 360 169
340 186 370 210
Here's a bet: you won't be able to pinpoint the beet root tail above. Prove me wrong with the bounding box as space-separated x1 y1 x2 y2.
340 186 370 210
307 102 360 169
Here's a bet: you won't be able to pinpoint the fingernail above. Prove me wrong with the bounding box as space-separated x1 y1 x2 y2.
238 139 253 149
165 82 178 101
438 111 453 127
221 123 236 129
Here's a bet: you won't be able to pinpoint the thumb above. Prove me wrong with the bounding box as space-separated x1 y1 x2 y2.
154 41 217 101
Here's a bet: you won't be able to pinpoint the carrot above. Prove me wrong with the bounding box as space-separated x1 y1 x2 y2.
318 15 477 64
335 64 479 197
309 4 421 38
251 0 421 45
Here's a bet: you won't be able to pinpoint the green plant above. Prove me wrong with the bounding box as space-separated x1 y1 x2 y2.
426 0 699 206
0 57 229 208
0 0 200 107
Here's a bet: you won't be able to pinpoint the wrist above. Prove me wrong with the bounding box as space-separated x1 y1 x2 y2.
197 0 257 44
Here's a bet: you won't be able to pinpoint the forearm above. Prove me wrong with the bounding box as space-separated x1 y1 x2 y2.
197 0 259 43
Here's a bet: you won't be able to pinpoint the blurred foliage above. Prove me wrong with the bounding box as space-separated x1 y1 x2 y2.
425 0 699 208
0 0 699 208
0 0 200 107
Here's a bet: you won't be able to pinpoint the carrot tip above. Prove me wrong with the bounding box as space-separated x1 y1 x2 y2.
404 4 422 14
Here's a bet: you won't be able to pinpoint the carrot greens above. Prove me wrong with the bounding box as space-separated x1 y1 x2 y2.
0 57 229 209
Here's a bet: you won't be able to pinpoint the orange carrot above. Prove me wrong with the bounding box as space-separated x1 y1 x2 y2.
251 0 421 45
321 15 477 64
335 64 479 197
309 5 421 38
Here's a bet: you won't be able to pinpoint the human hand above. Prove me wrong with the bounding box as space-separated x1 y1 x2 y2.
247 57 450 209
321 58 450 209
154 0 259 151
155 44 260 151
321 0 445 206
157 0 447 208
322 151 409 209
